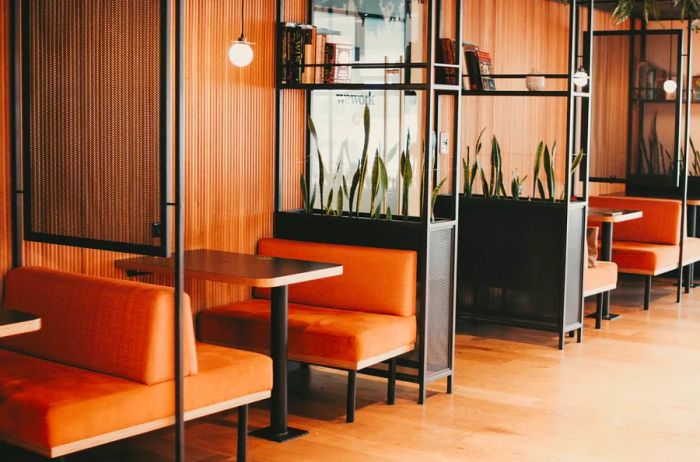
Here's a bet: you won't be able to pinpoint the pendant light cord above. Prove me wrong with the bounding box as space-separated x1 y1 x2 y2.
240 0 245 40
669 33 673 78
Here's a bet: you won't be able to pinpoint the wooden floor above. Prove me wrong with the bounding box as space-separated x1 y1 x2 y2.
3 276 700 461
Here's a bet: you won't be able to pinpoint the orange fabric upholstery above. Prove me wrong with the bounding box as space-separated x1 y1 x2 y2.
254 238 417 317
0 343 271 452
610 241 680 275
584 261 617 297
199 299 416 369
682 237 700 265
589 196 682 245
1 267 198 385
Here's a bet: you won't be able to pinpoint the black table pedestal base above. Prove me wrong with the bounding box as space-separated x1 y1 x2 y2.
250 426 308 442
586 312 623 321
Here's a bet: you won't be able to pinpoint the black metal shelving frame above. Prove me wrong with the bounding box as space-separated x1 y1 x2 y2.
448 0 595 349
273 0 462 403
590 17 696 300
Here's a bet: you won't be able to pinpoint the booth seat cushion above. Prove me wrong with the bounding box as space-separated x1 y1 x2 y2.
611 241 680 275
0 343 271 451
584 261 617 297
682 237 700 265
199 299 417 369
253 238 417 317
1 267 198 385
589 196 682 245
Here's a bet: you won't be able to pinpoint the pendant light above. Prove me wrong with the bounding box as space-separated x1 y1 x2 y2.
664 34 677 95
573 68 589 88
228 0 254 67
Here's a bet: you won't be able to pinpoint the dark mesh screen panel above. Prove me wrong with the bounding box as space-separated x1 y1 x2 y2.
23 0 167 255
426 227 454 376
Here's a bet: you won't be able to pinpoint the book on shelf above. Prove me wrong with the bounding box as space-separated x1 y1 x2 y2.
477 51 496 91
325 39 353 84
464 45 495 91
462 42 478 89
301 25 316 84
437 38 457 85
281 22 346 85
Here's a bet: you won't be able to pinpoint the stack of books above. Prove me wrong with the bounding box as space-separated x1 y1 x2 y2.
437 38 458 85
281 23 352 85
463 42 496 91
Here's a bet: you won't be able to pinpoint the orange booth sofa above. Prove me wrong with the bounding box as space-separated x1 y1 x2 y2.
589 196 700 309
0 267 272 460
199 238 418 423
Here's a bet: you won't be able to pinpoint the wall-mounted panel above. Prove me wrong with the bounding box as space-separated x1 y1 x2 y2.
22 0 168 255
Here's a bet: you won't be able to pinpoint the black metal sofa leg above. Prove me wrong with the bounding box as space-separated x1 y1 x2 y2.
387 357 397 404
347 370 357 423
237 405 248 461
644 276 652 310
595 292 604 329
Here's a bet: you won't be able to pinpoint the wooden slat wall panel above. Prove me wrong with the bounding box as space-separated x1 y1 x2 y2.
0 0 306 313
0 0 10 298
461 1 628 198
461 0 569 197
590 34 630 196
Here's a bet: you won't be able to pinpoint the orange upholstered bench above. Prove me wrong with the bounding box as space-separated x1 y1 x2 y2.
0 267 271 460
589 196 700 309
199 238 417 423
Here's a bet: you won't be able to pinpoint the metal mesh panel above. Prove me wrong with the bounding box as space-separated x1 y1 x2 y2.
23 0 166 255
426 227 454 376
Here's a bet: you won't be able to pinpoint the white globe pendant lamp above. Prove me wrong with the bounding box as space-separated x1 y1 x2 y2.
228 0 254 67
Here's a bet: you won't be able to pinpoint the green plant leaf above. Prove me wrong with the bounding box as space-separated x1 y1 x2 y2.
308 117 326 209
301 174 309 213
537 178 546 200
325 189 334 215
386 206 393 221
544 143 556 201
571 150 584 173
480 165 490 199
462 156 470 196
355 105 371 216
532 141 544 198
401 131 414 219
370 149 381 215
310 184 317 211
342 175 349 200
349 166 360 215
336 186 344 216
431 178 447 221
378 156 389 193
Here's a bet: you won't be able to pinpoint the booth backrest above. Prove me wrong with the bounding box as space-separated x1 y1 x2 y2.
1 267 198 385
254 238 417 317
589 196 682 245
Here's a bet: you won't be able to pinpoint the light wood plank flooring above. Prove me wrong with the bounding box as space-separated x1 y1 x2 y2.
3 276 700 461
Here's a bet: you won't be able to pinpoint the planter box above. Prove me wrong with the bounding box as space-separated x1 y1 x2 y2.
441 196 585 346
627 176 700 199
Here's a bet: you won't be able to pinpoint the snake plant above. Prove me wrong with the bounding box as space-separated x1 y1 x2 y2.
463 128 485 197
511 171 528 201
400 131 414 220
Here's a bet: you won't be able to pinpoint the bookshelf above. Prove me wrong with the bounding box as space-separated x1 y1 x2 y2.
273 0 462 404
436 0 595 349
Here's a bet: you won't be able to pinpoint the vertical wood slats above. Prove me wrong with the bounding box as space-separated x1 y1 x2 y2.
0 0 11 296
0 0 305 313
